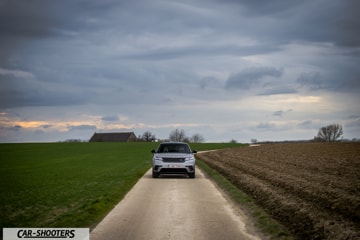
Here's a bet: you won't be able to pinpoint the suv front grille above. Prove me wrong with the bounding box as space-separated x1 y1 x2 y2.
162 158 185 163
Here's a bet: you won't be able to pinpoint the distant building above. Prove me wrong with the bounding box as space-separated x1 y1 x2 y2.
89 132 137 142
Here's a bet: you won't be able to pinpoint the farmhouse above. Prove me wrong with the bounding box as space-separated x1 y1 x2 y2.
89 132 137 142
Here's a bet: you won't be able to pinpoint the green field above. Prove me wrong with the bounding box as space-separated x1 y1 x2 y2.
0 142 243 233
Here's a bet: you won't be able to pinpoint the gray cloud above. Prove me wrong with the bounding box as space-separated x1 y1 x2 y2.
272 109 293 117
335 0 360 47
0 76 87 108
121 44 281 61
258 85 297 96
227 0 360 47
346 119 360 129
349 115 360 120
225 67 283 90
68 125 96 131
101 115 119 122
198 77 222 90
273 111 283 117
0 2 59 39
256 122 276 130
337 78 360 93
298 120 314 128
296 64 360 94
296 72 324 91
10 125 22 131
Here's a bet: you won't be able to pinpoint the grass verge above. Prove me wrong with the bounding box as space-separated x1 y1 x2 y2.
196 158 294 240
190 142 247 151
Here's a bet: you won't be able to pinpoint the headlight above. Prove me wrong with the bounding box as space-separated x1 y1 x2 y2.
154 155 163 161
185 156 195 161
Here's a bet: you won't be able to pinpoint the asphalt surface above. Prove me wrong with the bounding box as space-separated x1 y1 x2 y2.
90 168 262 240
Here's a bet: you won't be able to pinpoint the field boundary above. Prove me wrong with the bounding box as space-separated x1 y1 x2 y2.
196 157 293 240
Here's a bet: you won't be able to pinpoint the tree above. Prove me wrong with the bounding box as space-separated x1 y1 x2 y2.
141 131 156 142
191 133 205 143
169 128 187 142
316 123 343 142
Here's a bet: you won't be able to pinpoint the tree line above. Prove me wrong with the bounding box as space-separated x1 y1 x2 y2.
138 128 205 143
138 123 346 143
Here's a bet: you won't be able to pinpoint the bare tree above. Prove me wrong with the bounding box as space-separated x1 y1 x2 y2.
169 128 187 142
141 131 156 142
191 133 205 143
316 124 343 142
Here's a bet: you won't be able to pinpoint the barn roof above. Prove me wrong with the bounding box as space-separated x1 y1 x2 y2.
89 132 137 142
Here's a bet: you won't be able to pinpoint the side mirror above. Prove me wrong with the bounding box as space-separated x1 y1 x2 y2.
151 149 156 153
192 149 197 154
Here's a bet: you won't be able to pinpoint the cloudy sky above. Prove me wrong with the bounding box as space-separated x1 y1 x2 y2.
0 0 359 143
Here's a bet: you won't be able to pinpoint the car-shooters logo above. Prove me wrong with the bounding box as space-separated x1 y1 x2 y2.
3 228 89 240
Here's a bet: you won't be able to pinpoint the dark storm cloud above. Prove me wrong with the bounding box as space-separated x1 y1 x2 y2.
0 0 214 41
0 76 87 108
2 0 360 53
336 0 360 47
0 0 73 64
222 0 360 47
0 1 60 39
0 0 123 38
225 67 283 90
0 0 128 66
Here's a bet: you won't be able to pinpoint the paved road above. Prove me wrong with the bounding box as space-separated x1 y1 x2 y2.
91 168 262 240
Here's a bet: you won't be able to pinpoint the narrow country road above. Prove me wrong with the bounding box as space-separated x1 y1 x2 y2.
90 168 262 240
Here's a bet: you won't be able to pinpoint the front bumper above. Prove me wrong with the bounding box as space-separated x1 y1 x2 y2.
153 163 195 174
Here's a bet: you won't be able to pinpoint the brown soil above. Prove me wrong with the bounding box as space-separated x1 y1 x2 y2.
197 142 360 240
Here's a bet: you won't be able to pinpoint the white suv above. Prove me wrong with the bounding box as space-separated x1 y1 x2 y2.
151 142 197 178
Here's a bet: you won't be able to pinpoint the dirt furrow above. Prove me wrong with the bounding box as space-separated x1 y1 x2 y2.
197 143 360 240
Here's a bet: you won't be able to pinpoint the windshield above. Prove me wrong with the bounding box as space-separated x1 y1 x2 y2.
157 143 191 154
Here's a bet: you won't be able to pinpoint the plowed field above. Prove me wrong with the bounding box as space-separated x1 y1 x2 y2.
197 143 360 240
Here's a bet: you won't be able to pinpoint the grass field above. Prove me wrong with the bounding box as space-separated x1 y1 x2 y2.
0 142 242 234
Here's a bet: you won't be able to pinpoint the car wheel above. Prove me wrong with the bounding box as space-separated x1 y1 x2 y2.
152 171 159 178
189 172 195 178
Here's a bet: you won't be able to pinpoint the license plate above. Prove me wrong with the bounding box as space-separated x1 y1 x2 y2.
169 165 179 168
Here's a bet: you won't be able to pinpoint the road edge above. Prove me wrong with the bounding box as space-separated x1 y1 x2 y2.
196 157 294 240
